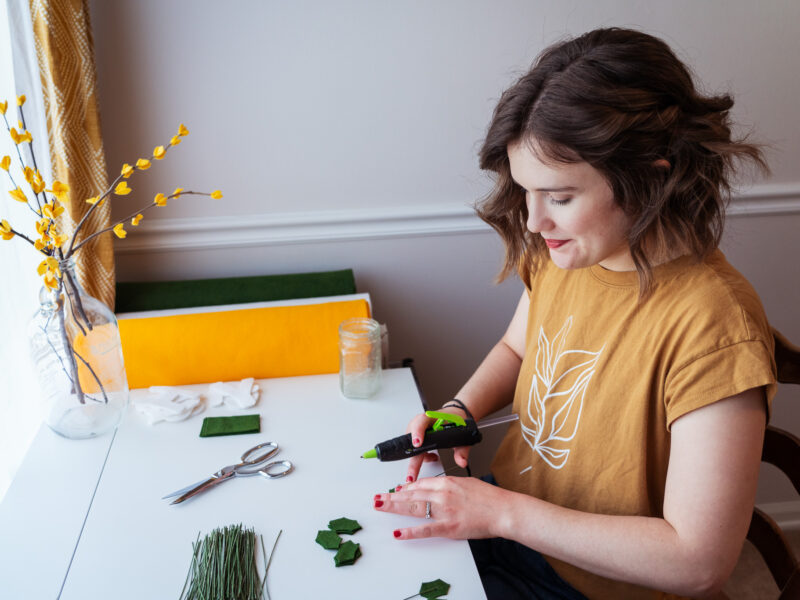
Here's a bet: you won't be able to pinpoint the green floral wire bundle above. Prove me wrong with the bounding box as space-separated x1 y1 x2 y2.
180 524 282 600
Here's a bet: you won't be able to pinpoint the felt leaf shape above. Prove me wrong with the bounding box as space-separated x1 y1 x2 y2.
333 540 361 567
170 135 181 146
1 219 14 240
85 196 100 205
9 187 27 203
0 155 10 170
136 158 151 170
328 517 362 535
42 203 64 219
178 123 189 136
17 95 26 106
9 128 21 144
153 145 166 159
43 270 58 290
115 181 132 195
210 190 223 199
50 181 69 202
31 172 45 194
131 213 143 226
315 529 342 550
154 192 167 206
172 187 184 197
420 578 451 599
121 163 134 178
0 101 7 115
113 223 127 238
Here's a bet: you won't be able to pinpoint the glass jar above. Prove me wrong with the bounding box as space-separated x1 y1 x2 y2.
338 317 382 399
28 259 129 438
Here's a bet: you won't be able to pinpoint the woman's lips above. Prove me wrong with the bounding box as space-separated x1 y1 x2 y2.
544 238 569 249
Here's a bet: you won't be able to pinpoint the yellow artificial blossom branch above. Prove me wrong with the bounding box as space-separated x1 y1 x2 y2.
135 158 151 170
71 190 220 254
112 223 126 238
153 145 166 160
0 155 9 170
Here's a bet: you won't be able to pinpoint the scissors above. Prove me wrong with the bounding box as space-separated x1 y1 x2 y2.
163 441 294 505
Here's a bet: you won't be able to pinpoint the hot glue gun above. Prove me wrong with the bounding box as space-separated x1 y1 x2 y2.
360 410 519 462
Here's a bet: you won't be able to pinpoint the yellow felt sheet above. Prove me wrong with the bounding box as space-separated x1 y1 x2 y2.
118 299 370 389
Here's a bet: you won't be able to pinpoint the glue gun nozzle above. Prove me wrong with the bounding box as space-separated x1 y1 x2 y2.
361 448 377 459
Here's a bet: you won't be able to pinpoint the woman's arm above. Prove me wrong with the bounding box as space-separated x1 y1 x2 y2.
378 387 766 597
404 290 529 480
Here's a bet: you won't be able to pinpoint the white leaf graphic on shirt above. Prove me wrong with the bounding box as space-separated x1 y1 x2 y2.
519 316 603 471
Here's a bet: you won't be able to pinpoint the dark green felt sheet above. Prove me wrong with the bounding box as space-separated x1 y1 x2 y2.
115 269 356 313
199 415 260 438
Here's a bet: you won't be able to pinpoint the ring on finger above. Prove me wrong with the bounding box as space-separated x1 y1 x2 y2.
425 501 432 519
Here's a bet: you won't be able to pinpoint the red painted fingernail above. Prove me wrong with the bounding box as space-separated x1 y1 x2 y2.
406 475 414 482
393 530 401 538
413 438 421 446
395 484 402 491
374 494 381 501
374 500 384 508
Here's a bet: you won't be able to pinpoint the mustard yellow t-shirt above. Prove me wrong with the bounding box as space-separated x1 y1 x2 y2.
491 250 776 599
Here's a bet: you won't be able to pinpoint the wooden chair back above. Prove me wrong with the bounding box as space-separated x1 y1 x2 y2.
746 328 800 598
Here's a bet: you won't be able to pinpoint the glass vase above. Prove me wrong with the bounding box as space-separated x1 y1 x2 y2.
28 259 129 439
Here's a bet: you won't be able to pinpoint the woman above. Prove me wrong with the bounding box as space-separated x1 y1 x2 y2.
372 28 776 599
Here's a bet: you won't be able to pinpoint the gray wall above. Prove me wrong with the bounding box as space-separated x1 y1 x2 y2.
92 1 800 507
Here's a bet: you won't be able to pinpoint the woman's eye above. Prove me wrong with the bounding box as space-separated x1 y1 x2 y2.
549 196 572 206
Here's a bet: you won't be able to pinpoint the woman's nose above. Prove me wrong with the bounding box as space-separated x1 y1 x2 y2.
526 197 551 233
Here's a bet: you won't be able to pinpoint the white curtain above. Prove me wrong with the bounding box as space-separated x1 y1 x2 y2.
0 0 53 501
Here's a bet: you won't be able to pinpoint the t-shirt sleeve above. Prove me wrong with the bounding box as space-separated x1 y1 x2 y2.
664 339 776 429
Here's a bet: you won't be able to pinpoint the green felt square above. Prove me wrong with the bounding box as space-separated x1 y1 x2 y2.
315 530 342 550
333 541 361 567
199 415 260 438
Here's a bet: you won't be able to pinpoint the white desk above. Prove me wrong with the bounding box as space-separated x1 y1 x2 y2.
0 368 486 599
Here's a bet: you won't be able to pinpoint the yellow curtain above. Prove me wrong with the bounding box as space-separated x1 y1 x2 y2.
28 0 114 308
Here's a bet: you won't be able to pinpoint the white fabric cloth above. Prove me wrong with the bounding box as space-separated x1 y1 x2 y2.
133 386 204 425
207 377 260 410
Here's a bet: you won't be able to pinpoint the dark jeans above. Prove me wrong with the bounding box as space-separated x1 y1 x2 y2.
469 475 587 600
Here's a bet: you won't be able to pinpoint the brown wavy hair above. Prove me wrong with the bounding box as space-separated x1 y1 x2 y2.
477 27 767 296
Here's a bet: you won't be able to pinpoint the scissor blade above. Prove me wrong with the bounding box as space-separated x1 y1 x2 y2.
170 473 231 505
163 477 213 500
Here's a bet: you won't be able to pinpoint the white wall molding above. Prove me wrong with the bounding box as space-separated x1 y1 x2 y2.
114 204 491 254
115 183 800 255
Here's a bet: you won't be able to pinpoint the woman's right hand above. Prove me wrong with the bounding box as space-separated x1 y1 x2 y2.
405 410 473 483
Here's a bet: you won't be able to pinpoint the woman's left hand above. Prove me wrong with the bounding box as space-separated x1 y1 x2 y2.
372 475 509 540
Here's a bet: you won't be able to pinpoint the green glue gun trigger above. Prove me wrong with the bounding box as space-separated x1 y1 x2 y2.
361 410 482 462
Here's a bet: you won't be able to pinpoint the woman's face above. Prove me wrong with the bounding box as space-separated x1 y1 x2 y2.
508 140 635 272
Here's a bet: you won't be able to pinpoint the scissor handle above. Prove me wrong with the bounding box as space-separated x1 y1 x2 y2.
241 441 278 464
259 460 294 479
